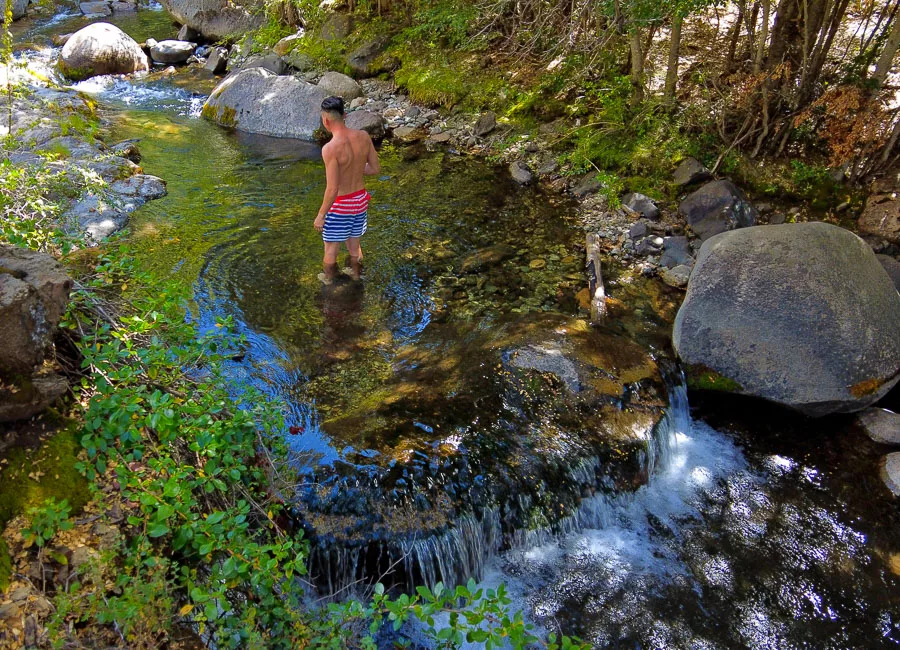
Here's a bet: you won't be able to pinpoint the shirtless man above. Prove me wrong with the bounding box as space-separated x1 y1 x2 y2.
314 96 381 283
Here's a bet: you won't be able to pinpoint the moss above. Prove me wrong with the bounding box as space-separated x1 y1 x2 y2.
0 423 90 533
685 364 743 393
0 537 10 593
201 104 237 128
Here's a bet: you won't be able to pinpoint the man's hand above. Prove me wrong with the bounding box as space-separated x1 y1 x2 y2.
314 214 325 233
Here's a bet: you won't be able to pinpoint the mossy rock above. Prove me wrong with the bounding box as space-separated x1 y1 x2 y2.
685 364 743 393
0 422 90 535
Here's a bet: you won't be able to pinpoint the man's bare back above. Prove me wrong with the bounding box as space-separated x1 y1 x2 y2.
315 96 380 283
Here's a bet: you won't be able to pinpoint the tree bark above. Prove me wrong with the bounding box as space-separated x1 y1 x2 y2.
630 29 644 104
873 13 900 87
665 12 683 102
754 0 771 72
725 0 746 73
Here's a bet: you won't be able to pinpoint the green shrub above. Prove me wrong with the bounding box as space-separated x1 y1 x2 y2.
22 498 73 548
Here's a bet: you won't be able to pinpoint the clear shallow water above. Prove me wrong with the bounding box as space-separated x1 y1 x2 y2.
14 13 900 643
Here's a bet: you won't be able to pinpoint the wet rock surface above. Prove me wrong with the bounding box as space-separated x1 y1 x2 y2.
859 408 900 445
674 222 900 416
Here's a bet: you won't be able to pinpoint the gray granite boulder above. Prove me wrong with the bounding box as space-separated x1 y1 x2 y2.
59 22 149 81
679 180 757 241
242 53 288 75
150 40 196 64
673 222 900 416
346 110 385 140
318 71 362 100
202 67 328 139
660 236 693 269
158 0 263 41
0 245 73 373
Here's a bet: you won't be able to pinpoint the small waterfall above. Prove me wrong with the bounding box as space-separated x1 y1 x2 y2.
306 365 692 597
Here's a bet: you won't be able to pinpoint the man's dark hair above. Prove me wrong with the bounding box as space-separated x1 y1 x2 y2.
321 96 345 120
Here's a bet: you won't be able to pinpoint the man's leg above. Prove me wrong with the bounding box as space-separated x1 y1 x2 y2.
346 237 362 280
320 241 341 284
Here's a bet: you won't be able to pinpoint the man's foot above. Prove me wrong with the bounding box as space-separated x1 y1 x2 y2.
317 272 334 286
319 262 339 285
349 255 362 281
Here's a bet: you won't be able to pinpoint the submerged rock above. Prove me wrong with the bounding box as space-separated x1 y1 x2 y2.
679 179 757 241
158 0 263 41
460 244 516 273
673 222 900 416
202 67 328 140
58 23 149 81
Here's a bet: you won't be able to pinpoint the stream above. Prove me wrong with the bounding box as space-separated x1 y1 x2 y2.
12 6 900 647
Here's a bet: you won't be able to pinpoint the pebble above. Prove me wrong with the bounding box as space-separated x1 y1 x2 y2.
859 408 900 445
0 602 20 620
882 452 900 496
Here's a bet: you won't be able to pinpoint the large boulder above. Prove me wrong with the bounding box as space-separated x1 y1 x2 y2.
673 222 900 417
317 71 362 100
59 23 150 81
679 179 757 241
158 0 264 41
0 246 73 373
202 67 328 140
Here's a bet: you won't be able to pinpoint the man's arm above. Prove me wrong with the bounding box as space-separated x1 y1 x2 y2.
363 136 380 176
314 147 340 232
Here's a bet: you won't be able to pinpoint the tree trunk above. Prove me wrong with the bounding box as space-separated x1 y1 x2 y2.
754 0 771 72
665 13 683 102
725 1 746 73
873 13 900 87
630 29 644 104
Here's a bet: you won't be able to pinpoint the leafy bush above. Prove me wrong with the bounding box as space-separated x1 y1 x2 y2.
22 498 73 548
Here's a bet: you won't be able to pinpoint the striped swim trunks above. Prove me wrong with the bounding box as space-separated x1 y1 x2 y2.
323 188 371 242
